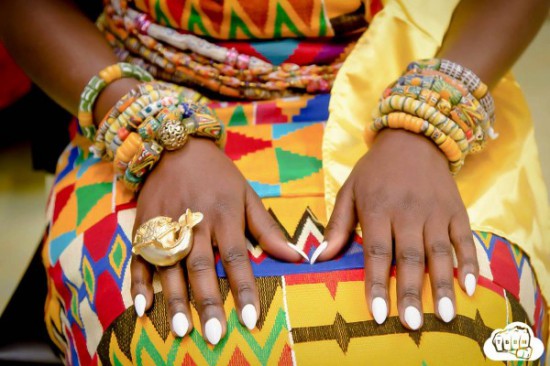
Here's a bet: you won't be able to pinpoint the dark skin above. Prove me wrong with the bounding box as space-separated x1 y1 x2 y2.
1 0 548 343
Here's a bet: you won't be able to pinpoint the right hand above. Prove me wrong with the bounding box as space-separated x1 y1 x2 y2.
130 137 305 344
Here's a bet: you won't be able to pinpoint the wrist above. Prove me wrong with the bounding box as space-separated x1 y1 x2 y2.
374 129 448 167
93 77 141 125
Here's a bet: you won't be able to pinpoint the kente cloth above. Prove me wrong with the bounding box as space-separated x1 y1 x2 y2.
42 0 550 364
44 96 547 364
323 0 550 341
131 0 382 39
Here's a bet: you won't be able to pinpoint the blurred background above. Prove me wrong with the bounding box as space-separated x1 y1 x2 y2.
0 14 549 321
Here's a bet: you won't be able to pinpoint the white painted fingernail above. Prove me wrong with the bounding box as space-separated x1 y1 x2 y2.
310 241 328 264
205 318 222 345
404 306 421 330
172 312 189 337
372 297 388 324
241 304 258 330
465 273 476 297
287 242 309 262
438 297 454 323
134 294 146 317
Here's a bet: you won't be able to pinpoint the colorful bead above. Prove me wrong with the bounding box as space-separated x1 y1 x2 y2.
78 62 153 141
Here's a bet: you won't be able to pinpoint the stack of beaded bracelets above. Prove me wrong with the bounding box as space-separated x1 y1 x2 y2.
365 58 497 174
78 62 225 192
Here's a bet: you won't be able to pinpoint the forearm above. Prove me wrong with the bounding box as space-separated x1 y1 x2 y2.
0 0 139 123
437 0 550 88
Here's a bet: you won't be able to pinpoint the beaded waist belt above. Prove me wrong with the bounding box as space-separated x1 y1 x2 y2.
97 1 360 100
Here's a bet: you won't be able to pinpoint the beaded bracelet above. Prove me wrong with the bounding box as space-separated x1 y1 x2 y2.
407 59 496 126
114 101 225 192
366 112 463 173
78 62 154 140
366 58 498 174
375 95 469 154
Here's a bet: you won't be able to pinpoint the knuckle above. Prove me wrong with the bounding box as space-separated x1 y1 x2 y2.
212 198 239 217
369 278 387 291
428 240 452 258
221 247 248 267
398 247 424 267
236 281 255 295
396 192 422 212
187 255 214 275
455 232 474 246
402 287 421 302
167 296 186 309
365 242 392 262
435 279 454 292
199 296 222 309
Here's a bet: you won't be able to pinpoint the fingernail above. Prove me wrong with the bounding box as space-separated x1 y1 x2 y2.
172 312 189 337
465 273 476 297
372 297 388 324
134 294 146 317
438 297 454 323
310 241 328 265
287 242 309 263
204 318 222 345
404 306 421 330
241 304 258 330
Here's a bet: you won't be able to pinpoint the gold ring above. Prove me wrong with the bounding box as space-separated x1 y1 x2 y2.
132 209 203 266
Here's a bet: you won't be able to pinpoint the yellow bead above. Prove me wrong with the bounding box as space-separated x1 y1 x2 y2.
99 65 123 83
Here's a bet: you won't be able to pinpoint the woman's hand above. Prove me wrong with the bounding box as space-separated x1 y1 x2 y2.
130 137 305 344
317 129 479 330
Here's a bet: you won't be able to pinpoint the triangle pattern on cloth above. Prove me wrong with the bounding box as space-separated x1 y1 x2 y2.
248 181 281 198
255 102 288 124
272 123 308 140
49 230 77 264
249 39 300 66
228 105 249 126
234 148 280 184
53 184 75 222
286 0 315 27
225 131 272 161
75 182 112 226
237 0 269 32
274 122 323 159
275 147 322 183
198 1 223 34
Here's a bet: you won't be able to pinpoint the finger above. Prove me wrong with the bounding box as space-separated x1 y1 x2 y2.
424 216 455 323
449 211 479 297
245 185 304 262
215 218 259 331
130 254 154 317
394 219 425 331
359 214 392 325
186 226 226 345
157 262 193 337
314 184 357 263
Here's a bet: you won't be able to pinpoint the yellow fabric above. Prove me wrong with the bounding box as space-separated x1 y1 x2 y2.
324 0 550 313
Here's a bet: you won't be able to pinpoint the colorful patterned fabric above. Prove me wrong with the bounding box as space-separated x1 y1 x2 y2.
43 93 547 364
132 0 383 40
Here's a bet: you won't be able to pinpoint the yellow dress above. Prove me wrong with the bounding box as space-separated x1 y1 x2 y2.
324 0 550 354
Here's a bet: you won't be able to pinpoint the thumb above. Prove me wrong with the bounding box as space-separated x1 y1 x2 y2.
244 185 306 262
312 185 356 264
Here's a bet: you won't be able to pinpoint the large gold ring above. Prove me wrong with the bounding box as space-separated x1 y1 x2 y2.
132 209 203 266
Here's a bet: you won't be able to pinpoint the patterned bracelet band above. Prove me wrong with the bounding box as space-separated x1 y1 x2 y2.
78 62 153 141
407 58 496 127
366 112 463 173
113 101 225 192
366 58 497 174
374 95 470 154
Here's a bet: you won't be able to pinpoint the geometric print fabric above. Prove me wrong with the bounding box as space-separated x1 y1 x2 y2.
43 94 547 364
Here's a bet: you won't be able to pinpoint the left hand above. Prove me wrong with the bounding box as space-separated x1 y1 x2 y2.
314 129 479 330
